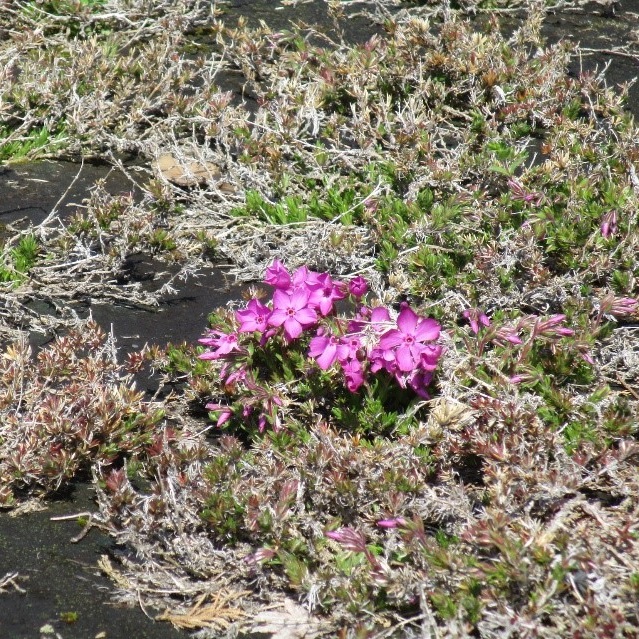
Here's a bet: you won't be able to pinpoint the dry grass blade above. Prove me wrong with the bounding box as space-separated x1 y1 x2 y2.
97 555 135 592
0 572 25 594
156 589 249 630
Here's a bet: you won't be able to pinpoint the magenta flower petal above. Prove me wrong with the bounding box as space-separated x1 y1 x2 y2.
336 342 353 362
292 266 321 290
310 336 339 369
316 348 337 370
370 306 391 323
396 307 418 334
309 334 329 358
283 317 303 340
420 345 442 371
310 333 340 369
290 287 311 309
198 350 220 360
272 288 292 310
268 308 288 327
378 329 403 350
395 345 417 372
294 307 318 326
414 317 440 342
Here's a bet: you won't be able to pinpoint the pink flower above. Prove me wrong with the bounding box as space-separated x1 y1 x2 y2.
308 273 346 316
310 329 366 391
309 330 340 370
264 259 291 290
348 275 368 298
335 334 365 391
378 307 441 372
338 334 363 361
268 288 317 340
368 345 396 375
223 364 247 386
341 357 365 392
350 306 391 349
236 298 271 333
462 308 491 334
291 265 322 291
406 369 433 399
198 331 240 359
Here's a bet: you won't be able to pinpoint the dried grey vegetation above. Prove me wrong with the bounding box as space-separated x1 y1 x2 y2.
1 0 639 637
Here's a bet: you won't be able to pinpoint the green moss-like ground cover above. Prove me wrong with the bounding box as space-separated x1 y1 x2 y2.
1 1 638 637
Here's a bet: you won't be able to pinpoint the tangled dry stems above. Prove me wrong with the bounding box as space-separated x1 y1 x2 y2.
1 0 639 637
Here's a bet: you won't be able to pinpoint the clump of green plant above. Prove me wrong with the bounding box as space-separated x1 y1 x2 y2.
0 233 40 284
0 320 165 506
0 125 67 163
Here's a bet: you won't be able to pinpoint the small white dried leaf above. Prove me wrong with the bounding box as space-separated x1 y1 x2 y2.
428 398 475 431
155 153 222 187
250 598 321 639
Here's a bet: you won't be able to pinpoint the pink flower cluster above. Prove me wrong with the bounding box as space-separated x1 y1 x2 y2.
199 260 348 359
198 261 443 422
313 303 442 397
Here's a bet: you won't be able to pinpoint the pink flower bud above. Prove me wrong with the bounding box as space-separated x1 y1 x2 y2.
348 275 368 298
600 210 617 239
205 404 233 427
377 517 406 529
534 314 574 338
264 259 292 290
462 308 491 334
325 527 367 552
600 293 638 318
244 547 276 564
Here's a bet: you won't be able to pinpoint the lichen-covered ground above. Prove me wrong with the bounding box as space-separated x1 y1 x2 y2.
1 1 639 637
